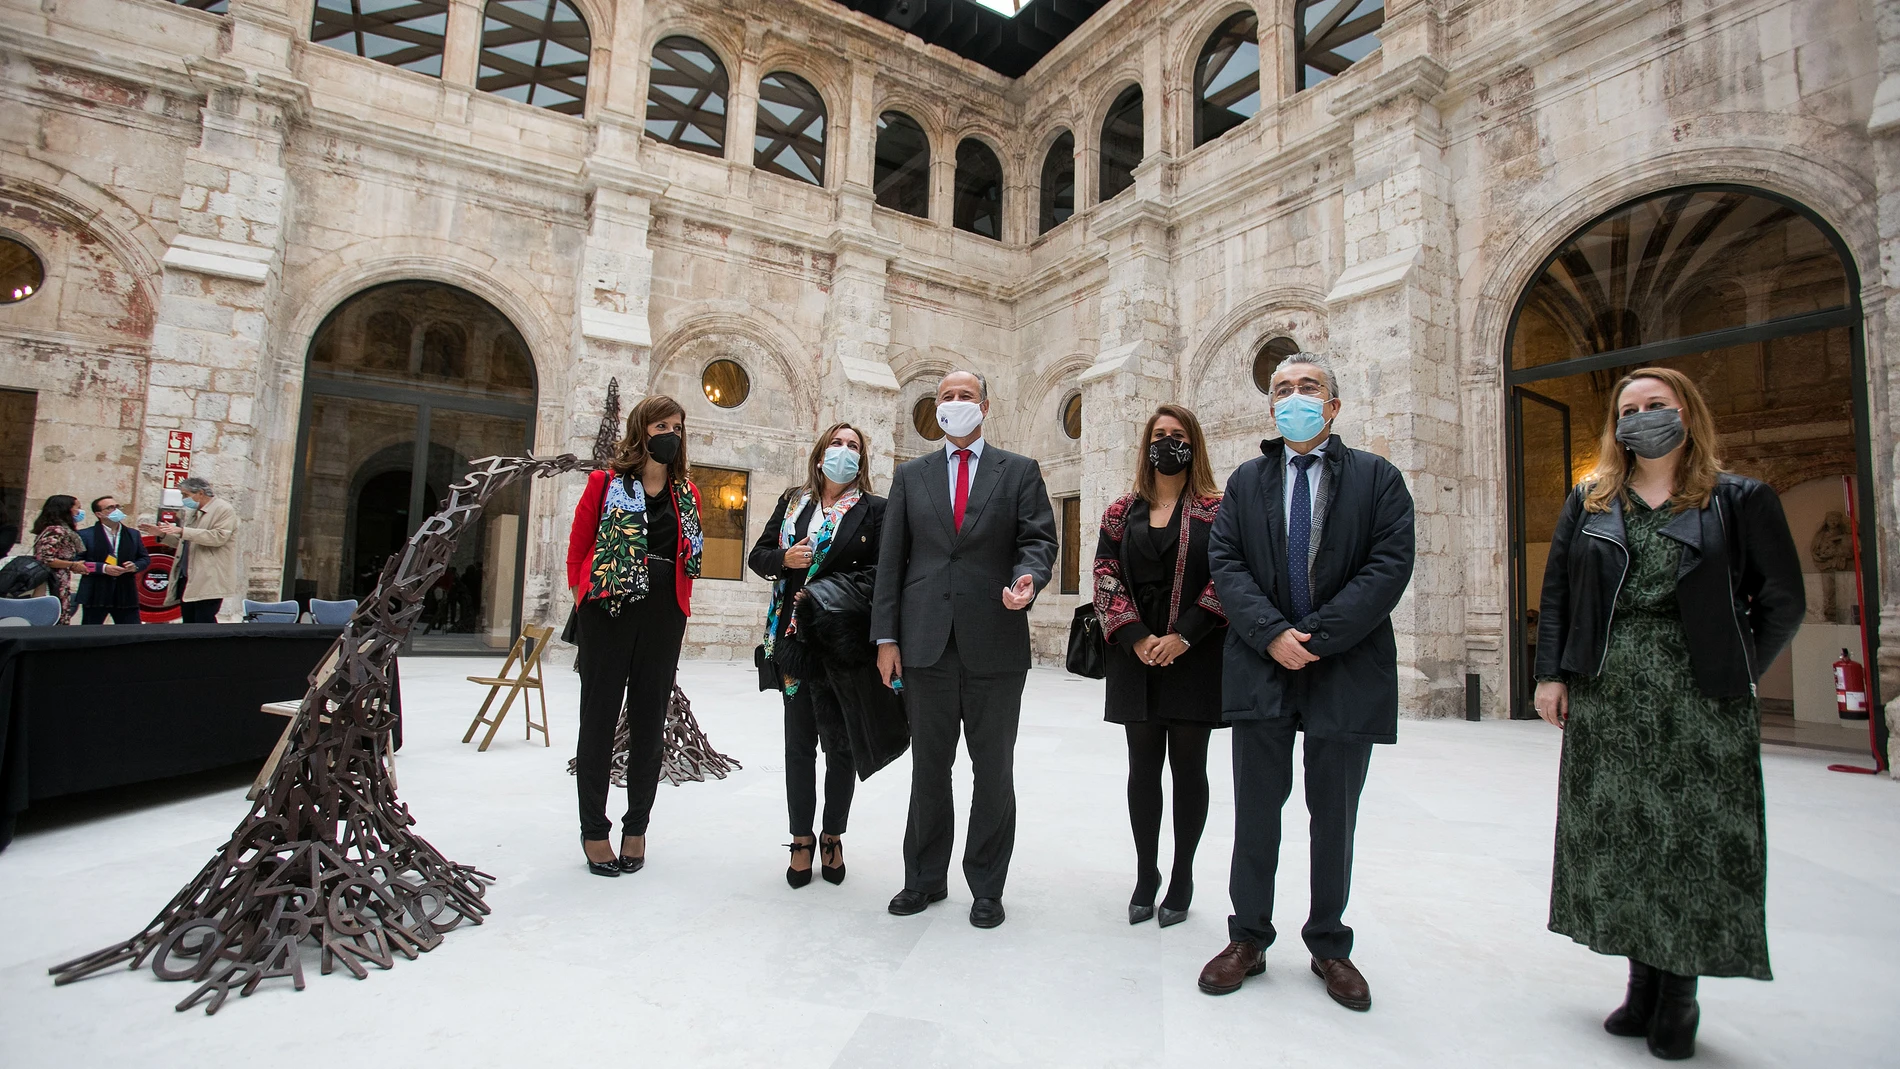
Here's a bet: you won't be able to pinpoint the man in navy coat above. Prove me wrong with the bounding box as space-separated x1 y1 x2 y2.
75 493 150 625
1196 353 1415 1012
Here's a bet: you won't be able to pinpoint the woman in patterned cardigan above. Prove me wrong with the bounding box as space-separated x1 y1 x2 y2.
567 395 704 878
1093 403 1226 928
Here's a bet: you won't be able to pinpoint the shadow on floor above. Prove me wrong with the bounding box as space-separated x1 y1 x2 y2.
13 762 256 838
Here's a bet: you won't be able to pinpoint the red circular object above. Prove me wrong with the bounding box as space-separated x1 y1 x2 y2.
139 535 181 623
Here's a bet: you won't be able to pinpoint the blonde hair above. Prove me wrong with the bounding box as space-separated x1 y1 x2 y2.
1581 367 1722 513
611 395 689 482
1132 403 1220 505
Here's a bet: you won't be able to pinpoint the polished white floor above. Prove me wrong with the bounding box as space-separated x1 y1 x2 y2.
2 657 1896 1068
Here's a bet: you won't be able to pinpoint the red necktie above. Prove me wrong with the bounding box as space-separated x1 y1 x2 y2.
953 449 973 531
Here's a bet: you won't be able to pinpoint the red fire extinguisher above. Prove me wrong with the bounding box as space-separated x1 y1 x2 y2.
1834 648 1869 720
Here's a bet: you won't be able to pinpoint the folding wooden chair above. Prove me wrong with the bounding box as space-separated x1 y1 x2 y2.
463 623 553 752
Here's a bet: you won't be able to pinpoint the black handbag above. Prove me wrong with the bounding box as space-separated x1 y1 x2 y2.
1066 603 1106 679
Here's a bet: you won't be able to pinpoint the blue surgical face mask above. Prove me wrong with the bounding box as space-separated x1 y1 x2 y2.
106 509 126 524
1272 393 1331 445
183 497 201 511
821 445 861 485
71 509 85 525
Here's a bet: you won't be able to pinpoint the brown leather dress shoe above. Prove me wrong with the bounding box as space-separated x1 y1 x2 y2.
1198 941 1265 995
1311 957 1371 1011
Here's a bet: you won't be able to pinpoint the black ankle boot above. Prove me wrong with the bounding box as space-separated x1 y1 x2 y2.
1604 959 1661 1037
1646 971 1699 1060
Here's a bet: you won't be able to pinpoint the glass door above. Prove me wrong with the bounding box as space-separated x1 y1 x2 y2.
1510 389 1571 718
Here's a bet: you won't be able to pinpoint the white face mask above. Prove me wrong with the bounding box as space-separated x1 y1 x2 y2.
935 400 984 438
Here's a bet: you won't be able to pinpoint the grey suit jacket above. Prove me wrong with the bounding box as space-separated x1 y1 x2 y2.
871 443 1059 672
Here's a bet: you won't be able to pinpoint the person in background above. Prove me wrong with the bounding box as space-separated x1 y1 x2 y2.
31 495 86 625
748 421 885 889
1093 404 1226 928
872 370 1058 930
75 494 148 625
566 395 703 878
1534 367 1803 1061
144 477 241 623
1199 352 1416 1013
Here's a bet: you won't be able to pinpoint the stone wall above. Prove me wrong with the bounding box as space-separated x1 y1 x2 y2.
0 0 1892 748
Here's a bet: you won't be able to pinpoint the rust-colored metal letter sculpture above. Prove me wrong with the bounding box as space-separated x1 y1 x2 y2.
49 453 592 1013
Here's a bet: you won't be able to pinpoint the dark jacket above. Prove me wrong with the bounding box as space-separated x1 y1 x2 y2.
1094 493 1227 725
75 522 150 609
777 569 911 780
871 444 1059 671
748 487 886 662
1208 435 1416 743
1535 473 1804 697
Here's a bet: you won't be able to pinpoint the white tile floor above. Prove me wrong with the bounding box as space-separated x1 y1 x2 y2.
2 657 1896 1067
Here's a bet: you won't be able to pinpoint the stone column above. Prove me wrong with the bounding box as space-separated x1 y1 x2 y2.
1866 0 1900 774
1322 51 1464 720
818 230 904 486
442 0 483 88
144 2 302 606
1078 199 1176 552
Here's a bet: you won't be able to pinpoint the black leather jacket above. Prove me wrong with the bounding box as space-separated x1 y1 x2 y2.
1535 473 1805 698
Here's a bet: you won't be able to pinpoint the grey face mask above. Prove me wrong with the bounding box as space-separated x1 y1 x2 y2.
1615 408 1687 459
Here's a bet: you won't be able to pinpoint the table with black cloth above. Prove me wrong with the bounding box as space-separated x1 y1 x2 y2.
0 624 402 850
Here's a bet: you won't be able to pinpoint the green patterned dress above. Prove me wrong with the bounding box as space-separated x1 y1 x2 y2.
1549 494 1771 980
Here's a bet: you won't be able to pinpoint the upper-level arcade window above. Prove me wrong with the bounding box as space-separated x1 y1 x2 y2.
478 0 590 115
1038 130 1075 236
875 112 931 219
170 0 229 12
1194 11 1260 147
1296 1 1384 90
646 36 729 157
954 139 1004 240
311 0 449 77
754 72 828 186
1098 85 1143 203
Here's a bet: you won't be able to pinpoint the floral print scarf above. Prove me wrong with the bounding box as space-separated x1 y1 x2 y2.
763 487 860 694
591 474 704 615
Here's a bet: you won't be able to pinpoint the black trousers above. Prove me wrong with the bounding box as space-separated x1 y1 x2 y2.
784 682 854 837
181 599 221 623
902 630 1026 899
574 582 686 841
1227 716 1374 959
80 605 140 625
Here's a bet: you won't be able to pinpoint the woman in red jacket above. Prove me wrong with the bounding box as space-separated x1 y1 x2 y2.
567 394 703 877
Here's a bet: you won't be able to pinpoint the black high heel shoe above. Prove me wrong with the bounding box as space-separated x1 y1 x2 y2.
582 839 620 878
820 835 846 885
785 839 815 889
1130 868 1161 924
1158 877 1192 927
617 836 645 874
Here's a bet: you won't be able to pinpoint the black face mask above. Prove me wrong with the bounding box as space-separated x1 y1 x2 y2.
1147 437 1192 476
1614 409 1686 460
646 432 682 466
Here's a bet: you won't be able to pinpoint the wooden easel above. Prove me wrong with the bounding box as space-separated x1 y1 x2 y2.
462 623 553 752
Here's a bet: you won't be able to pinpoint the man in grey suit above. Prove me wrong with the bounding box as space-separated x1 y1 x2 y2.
873 370 1059 929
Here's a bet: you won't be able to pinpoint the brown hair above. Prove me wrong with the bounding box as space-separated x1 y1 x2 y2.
802 421 876 498
1581 367 1722 513
611 394 689 482
1133 403 1220 505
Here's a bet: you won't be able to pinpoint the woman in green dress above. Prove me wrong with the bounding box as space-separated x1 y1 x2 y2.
1534 367 1804 1061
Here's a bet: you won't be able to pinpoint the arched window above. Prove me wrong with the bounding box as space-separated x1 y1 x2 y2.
311 0 449 77
875 112 931 219
1194 12 1260 147
477 0 590 115
1038 131 1075 236
954 139 1004 240
0 237 44 304
754 72 827 185
290 282 539 650
1099 85 1143 203
1296 1 1385 90
646 36 728 157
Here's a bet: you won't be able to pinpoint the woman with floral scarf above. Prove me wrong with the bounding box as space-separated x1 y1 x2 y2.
566 395 704 878
747 422 885 888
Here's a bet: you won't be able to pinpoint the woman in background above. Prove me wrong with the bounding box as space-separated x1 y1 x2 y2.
32 495 86 625
1093 404 1226 927
567 395 703 878
1535 367 1803 1060
749 422 886 888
